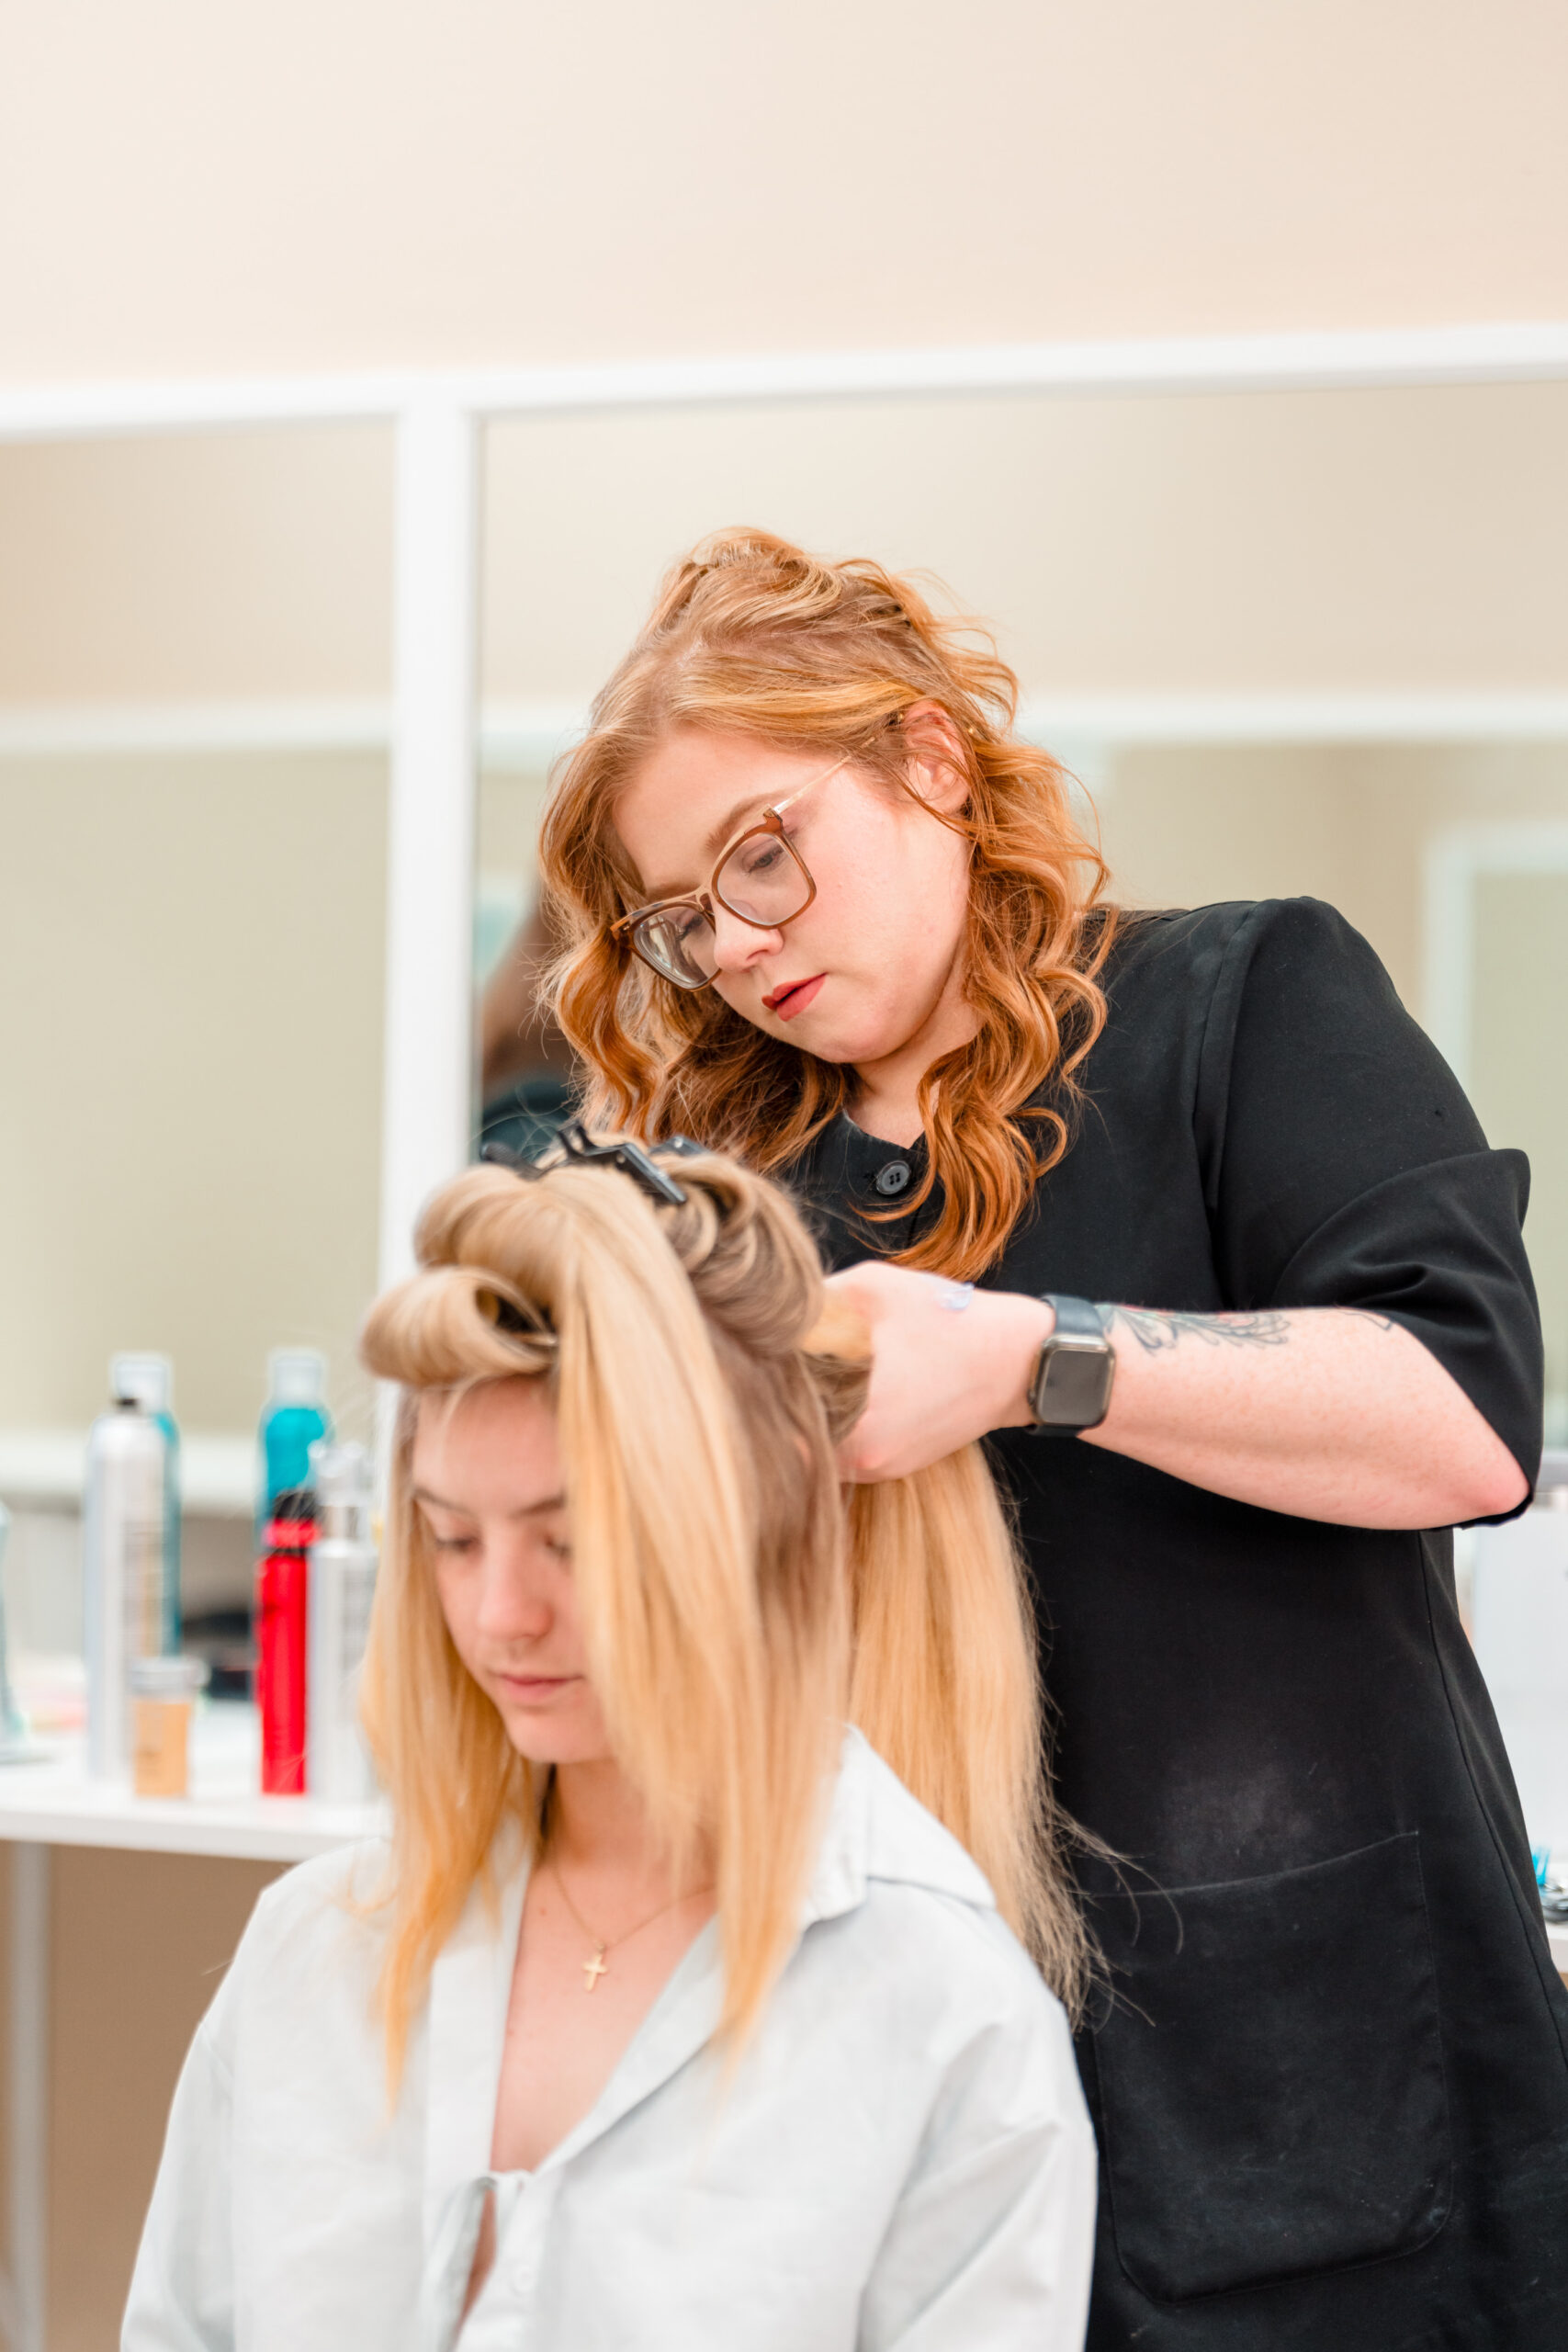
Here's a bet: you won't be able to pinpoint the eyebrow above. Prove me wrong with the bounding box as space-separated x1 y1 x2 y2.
701 792 768 861
639 792 769 903
411 1485 568 1520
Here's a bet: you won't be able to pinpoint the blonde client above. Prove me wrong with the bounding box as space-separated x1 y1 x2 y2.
125 1132 1097 2351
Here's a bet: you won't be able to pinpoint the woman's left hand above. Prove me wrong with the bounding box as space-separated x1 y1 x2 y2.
825 1262 1052 1481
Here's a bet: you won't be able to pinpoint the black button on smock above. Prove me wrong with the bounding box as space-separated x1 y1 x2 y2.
788 899 1568 2350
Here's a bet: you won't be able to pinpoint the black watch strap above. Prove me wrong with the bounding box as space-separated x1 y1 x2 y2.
1043 1295 1107 1343
1028 1295 1115 1435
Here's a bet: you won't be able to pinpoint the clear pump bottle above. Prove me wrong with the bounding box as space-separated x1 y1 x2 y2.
306 1441 378 1804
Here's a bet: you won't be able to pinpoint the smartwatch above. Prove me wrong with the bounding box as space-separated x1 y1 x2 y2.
1027 1295 1115 1435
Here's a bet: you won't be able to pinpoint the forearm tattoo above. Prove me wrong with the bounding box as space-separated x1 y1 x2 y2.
1095 1306 1292 1353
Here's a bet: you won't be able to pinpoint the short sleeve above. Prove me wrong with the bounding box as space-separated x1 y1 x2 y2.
1196 899 1543 1513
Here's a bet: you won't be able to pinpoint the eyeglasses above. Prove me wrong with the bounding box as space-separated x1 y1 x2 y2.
610 756 850 990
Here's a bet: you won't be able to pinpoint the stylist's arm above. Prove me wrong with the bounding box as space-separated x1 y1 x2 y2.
828 1262 1527 1529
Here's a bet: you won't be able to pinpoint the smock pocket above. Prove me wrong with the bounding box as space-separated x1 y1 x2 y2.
1089 1830 1451 2302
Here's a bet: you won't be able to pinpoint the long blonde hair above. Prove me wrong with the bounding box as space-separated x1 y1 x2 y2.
538 527 1117 1283
358 1141 1089 2083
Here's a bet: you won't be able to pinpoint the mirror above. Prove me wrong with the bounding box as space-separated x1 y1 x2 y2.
477 379 1568 1433
0 422 394 1668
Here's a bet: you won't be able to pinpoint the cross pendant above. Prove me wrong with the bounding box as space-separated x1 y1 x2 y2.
582 1947 608 1992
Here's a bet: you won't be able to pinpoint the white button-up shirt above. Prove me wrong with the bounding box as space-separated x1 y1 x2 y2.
125 1730 1097 2351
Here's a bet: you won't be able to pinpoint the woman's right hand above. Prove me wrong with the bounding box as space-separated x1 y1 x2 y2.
826 1261 1054 1481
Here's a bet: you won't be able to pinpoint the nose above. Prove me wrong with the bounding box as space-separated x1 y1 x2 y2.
706 899 783 978
474 1548 554 1646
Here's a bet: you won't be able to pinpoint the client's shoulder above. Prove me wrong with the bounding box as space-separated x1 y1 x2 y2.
808 1731 1057 2018
227 1838 395 2007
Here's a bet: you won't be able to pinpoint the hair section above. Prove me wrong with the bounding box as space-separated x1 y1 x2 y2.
359 1146 1090 2084
538 527 1117 1282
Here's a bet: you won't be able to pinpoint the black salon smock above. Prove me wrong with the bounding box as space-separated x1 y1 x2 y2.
788 900 1568 2350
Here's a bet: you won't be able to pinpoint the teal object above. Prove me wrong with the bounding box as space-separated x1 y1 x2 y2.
257 1350 333 1537
262 1405 332 1512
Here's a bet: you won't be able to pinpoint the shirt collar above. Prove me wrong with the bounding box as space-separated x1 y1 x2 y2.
421 1728 995 2242
800 1724 996 1926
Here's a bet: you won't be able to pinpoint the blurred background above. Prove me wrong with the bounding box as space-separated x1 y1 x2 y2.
2 2 1567 2342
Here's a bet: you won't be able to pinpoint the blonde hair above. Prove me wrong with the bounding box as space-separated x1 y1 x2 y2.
539 527 1117 1283
358 1142 1089 2083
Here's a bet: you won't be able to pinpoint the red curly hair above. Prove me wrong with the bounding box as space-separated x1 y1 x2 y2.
538 528 1117 1283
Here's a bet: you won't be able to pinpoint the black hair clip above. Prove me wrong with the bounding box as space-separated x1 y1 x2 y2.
482 1121 692 1208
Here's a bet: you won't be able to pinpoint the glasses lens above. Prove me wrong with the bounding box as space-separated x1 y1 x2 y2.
633 904 716 988
716 828 812 927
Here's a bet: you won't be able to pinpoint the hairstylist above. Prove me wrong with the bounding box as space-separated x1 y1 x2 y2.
539 530 1568 2352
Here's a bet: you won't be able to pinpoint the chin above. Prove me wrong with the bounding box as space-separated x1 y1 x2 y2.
784 1002 898 1065
497 1707 610 1769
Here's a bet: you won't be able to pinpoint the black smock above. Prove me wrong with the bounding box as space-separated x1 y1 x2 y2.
787 899 1568 2351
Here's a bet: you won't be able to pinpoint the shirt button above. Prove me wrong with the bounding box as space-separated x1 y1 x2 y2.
874 1159 911 1197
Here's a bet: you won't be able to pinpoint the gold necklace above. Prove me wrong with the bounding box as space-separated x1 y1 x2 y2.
547 1859 713 1994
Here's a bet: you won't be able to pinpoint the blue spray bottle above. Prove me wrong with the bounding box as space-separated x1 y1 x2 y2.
257 1350 333 1539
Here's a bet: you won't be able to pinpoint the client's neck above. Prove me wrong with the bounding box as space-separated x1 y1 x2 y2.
548 1757 676 1889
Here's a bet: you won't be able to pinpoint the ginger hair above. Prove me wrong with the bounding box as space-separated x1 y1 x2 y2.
538 527 1116 1281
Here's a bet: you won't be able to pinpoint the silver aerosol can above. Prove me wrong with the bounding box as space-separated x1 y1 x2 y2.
84 1383 170 1777
306 1440 378 1803
0 1500 28 1752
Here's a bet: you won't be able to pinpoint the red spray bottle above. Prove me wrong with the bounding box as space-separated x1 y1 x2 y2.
255 1487 313 1794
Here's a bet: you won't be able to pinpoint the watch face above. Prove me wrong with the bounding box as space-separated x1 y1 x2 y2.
1032 1337 1115 1429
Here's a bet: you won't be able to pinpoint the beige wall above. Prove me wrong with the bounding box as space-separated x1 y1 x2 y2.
6 387 1566 714
0 749 387 1435
481 382 1568 703
0 428 390 705
2 2 1565 386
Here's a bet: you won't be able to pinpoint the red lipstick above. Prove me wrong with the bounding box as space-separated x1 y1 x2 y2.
762 974 826 1022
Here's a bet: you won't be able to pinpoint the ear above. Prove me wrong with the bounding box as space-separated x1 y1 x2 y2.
897 700 971 815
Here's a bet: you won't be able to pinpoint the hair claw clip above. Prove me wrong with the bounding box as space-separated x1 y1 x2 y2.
557 1120 689 1206
479 1142 547 1181
482 1124 689 1208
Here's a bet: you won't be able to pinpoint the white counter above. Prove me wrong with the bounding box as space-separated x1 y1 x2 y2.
0 1700 383 1862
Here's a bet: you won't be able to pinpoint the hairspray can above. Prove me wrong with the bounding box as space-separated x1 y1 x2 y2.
109 1352 181 1652
84 1387 170 1777
255 1488 313 1795
307 1442 378 1804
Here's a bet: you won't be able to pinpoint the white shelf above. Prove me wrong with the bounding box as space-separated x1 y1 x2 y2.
0 1702 383 1863
0 1428 254 1516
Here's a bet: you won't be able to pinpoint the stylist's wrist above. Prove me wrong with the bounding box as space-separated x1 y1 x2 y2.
824 1267 1056 1480
984 1291 1057 1430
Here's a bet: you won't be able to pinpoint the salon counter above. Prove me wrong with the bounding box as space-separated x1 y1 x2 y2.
0 1698 383 1861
